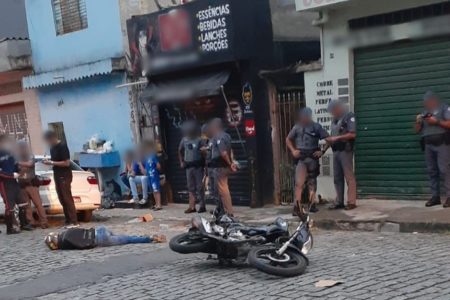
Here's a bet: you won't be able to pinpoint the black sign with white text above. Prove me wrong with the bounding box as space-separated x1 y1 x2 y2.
127 0 266 77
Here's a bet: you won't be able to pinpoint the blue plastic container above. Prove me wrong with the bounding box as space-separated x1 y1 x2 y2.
79 151 121 168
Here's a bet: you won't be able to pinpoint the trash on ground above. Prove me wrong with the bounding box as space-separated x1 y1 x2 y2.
127 214 154 223
315 280 343 288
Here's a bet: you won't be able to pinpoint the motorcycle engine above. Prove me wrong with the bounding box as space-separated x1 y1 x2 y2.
227 229 245 240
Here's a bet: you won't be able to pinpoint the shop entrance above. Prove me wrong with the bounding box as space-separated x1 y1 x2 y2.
160 95 251 207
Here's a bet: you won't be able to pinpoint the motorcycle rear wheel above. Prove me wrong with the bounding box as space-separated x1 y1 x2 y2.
169 232 214 254
248 247 307 277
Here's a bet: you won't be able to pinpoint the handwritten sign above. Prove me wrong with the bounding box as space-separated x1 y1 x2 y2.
313 80 334 131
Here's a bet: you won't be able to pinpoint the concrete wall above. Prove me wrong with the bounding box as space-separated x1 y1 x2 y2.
301 0 449 200
25 0 124 73
0 89 44 154
37 74 133 157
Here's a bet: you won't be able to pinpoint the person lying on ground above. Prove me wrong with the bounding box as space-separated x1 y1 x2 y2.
44 225 166 250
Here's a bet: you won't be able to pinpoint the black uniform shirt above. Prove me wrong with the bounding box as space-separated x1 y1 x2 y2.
58 228 96 250
50 142 71 176
0 150 18 177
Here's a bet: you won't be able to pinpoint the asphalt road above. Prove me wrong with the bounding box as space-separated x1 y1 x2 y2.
0 213 449 300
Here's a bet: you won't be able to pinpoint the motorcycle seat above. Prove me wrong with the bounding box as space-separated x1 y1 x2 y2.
240 224 283 236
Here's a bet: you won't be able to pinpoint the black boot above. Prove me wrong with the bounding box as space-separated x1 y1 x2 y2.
425 196 441 207
443 198 450 208
5 212 20 235
19 207 34 231
310 203 319 213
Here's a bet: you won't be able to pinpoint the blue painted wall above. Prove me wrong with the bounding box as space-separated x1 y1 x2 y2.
25 0 123 73
38 74 133 156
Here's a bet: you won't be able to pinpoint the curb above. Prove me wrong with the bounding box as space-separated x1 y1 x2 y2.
312 219 450 234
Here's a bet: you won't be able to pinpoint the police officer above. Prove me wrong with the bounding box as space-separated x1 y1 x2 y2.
286 107 329 215
415 91 450 207
179 121 206 214
200 124 215 204
209 118 237 217
0 135 33 234
325 100 357 210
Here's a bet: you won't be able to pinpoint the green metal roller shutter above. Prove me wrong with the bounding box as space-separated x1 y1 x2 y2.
354 37 450 200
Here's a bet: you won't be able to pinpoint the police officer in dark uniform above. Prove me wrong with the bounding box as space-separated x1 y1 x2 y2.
209 118 237 217
286 107 329 214
0 135 33 234
415 91 450 207
179 121 206 214
325 100 357 210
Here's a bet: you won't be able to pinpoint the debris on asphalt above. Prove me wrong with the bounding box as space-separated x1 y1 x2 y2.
315 280 343 288
127 214 154 223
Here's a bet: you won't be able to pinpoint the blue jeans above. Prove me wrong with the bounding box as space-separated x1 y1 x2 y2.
129 176 149 200
95 226 152 247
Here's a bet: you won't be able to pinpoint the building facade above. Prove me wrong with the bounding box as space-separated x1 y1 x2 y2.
296 0 450 200
0 0 43 153
23 0 133 158
128 0 321 207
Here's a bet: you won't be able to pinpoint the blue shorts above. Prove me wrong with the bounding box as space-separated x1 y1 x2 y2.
148 175 160 193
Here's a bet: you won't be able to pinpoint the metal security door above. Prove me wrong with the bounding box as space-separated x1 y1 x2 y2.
276 89 305 205
354 37 450 199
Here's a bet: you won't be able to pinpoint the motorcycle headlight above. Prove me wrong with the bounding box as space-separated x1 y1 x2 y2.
191 216 212 234
301 235 313 255
201 218 212 234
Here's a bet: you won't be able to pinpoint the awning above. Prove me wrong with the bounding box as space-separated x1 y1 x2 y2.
23 58 126 89
141 70 230 103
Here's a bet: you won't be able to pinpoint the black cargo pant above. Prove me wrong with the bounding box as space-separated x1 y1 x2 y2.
0 179 29 229
54 172 78 225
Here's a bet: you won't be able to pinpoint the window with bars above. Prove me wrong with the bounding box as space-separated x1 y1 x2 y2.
52 0 88 35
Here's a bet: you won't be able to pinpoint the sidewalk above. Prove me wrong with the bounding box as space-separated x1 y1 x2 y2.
98 200 450 233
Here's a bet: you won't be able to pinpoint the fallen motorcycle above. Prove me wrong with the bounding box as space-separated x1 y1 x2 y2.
169 213 313 277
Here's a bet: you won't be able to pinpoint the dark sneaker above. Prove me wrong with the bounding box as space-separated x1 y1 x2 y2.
345 204 357 210
329 204 345 210
425 197 441 207
184 208 197 214
443 198 450 208
198 207 207 213
7 228 21 235
152 206 162 211
41 224 49 229
309 204 319 213
21 224 34 231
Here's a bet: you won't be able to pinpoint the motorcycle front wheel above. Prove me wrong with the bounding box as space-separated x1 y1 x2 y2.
169 232 214 254
248 247 307 277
